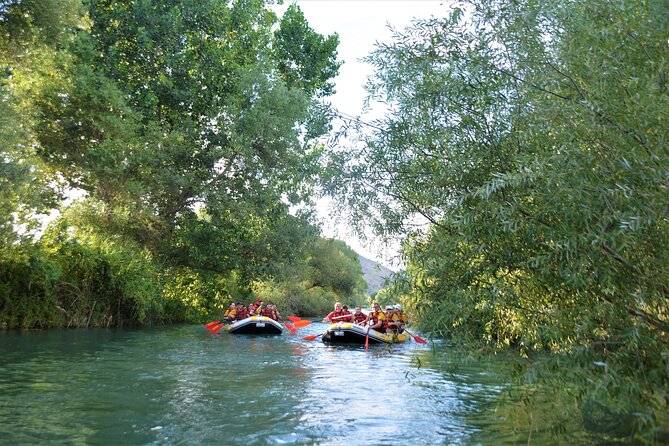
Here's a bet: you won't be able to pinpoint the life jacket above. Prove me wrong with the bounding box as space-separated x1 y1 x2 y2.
353 312 367 323
368 310 384 325
235 308 248 320
327 310 346 321
382 312 395 329
261 307 274 319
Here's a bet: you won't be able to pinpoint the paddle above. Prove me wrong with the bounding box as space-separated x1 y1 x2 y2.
206 322 224 334
292 319 312 328
302 334 319 341
284 316 313 328
404 329 428 344
365 326 371 350
329 314 354 322
284 321 296 334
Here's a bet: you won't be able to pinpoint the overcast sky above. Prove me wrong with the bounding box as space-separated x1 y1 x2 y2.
277 1 448 267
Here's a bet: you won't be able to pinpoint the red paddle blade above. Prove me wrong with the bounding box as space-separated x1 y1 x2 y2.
284 322 296 334
207 323 224 334
292 320 312 329
413 335 428 344
205 320 220 329
302 334 318 341
286 316 302 323
409 331 428 344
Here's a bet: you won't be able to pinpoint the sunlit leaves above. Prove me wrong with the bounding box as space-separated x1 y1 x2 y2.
330 0 668 437
0 0 343 326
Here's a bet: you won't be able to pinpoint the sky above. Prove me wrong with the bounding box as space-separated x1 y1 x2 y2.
277 1 449 267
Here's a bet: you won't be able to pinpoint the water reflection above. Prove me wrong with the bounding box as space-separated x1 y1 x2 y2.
288 330 475 446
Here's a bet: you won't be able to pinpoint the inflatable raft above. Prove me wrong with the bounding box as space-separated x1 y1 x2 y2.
224 316 283 335
321 322 411 344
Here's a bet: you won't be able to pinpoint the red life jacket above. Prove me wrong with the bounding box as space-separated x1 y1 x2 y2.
327 310 346 321
235 308 248 320
261 308 275 319
353 312 367 323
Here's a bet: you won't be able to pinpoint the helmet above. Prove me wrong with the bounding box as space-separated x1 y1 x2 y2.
394 304 402 310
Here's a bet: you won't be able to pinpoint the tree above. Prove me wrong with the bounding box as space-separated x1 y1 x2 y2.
0 0 83 247
251 236 368 317
308 238 367 298
0 0 342 326
327 0 668 439
273 4 341 98
23 0 340 279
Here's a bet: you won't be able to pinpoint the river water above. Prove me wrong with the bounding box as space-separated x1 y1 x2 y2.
0 324 602 445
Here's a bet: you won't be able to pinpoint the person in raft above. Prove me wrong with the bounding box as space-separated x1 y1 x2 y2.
383 304 401 333
248 298 263 316
322 302 351 323
234 302 249 320
352 306 367 325
365 302 386 332
261 303 282 321
222 302 236 323
393 304 407 332
270 304 282 321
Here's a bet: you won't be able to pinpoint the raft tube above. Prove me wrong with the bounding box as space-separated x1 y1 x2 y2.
321 322 411 344
224 316 283 335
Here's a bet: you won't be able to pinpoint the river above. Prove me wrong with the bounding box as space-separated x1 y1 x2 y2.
0 323 604 445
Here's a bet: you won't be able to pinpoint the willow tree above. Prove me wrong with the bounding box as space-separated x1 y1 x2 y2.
327 0 668 438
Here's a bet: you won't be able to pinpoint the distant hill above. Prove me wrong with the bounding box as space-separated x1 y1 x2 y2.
358 255 396 296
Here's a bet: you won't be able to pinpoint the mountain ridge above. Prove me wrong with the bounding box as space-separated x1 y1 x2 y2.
358 254 395 296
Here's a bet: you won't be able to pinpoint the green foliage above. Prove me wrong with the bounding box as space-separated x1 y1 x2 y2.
0 219 164 329
0 0 77 247
308 238 367 298
0 243 61 329
251 237 368 317
273 4 342 98
0 0 343 329
161 267 242 324
0 0 83 48
328 0 669 440
252 279 336 318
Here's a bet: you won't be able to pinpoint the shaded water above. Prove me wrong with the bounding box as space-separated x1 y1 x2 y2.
0 323 599 445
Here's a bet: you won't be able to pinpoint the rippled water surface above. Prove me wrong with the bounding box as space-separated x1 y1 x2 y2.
0 324 598 445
